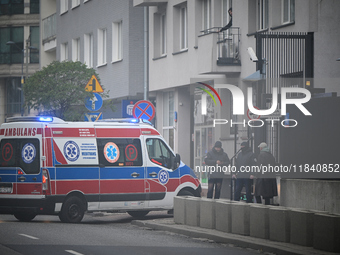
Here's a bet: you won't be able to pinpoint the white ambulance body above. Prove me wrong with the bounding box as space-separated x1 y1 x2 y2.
0 117 201 223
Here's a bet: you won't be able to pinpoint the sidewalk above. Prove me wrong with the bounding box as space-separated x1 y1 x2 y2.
131 217 336 255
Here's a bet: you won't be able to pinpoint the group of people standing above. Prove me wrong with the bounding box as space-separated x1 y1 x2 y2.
204 140 278 204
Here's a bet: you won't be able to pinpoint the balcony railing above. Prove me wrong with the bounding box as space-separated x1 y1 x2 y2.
199 27 240 66
42 13 56 43
217 27 240 65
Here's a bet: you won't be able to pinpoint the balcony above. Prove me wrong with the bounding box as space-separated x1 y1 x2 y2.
133 0 168 7
42 13 56 52
197 27 241 75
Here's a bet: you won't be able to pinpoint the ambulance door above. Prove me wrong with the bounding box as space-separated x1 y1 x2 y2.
97 138 145 210
0 137 42 200
144 137 180 208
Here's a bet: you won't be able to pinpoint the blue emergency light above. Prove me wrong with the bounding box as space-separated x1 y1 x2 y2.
39 117 53 122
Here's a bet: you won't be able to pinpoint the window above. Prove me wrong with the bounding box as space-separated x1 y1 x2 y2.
112 21 122 62
97 28 107 66
71 0 80 9
97 139 143 167
0 0 24 15
72 38 80 62
146 138 175 169
160 13 167 55
60 0 68 14
257 0 268 30
163 91 175 150
60 42 68 61
202 0 211 31
84 33 93 67
0 139 40 174
180 6 188 50
0 27 24 64
282 0 295 23
30 0 40 14
6 78 22 115
30 26 39 63
222 0 232 27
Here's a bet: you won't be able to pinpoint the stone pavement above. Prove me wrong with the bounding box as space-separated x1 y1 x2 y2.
131 218 337 255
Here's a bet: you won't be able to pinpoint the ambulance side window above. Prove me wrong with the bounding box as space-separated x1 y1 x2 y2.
146 138 174 169
0 138 40 174
97 138 143 167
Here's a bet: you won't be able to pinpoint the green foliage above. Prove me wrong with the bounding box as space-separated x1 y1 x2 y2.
24 61 110 121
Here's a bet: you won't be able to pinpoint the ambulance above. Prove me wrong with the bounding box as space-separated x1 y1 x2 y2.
0 117 201 223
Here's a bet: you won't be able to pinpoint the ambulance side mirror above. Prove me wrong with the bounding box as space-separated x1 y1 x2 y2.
172 153 181 170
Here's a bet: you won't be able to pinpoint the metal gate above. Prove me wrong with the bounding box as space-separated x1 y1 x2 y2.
254 32 314 162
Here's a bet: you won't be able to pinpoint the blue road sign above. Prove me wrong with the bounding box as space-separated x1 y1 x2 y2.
132 100 155 121
85 93 103 111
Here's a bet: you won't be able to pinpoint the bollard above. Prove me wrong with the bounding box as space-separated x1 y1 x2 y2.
199 198 215 229
249 204 269 239
269 207 290 242
185 197 200 227
174 196 187 224
215 200 234 233
231 202 250 236
313 213 340 252
289 209 313 247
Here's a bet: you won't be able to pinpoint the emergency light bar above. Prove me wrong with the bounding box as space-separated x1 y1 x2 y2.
6 116 65 123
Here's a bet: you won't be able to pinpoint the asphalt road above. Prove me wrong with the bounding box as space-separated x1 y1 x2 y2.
0 212 261 255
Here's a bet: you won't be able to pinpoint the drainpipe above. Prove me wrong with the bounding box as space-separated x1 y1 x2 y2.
143 6 149 101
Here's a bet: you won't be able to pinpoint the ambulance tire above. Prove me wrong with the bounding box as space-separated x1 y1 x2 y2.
14 212 36 222
177 189 195 197
127 210 150 219
59 196 86 223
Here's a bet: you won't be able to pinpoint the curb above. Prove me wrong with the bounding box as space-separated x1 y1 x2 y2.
131 219 336 255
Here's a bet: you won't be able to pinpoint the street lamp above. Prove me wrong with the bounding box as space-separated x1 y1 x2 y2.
6 40 37 115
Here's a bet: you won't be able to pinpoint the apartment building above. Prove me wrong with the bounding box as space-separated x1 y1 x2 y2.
41 0 146 119
0 0 40 122
134 0 340 204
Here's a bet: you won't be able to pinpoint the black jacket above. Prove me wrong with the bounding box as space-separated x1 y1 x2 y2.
204 148 230 179
235 147 256 178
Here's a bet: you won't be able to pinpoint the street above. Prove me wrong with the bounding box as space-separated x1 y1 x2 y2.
0 212 261 255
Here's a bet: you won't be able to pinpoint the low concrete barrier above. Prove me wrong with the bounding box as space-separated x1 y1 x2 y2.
173 196 340 253
173 196 187 224
199 198 215 229
313 213 340 252
185 197 200 227
231 202 250 236
249 204 269 239
289 209 314 247
269 207 290 242
215 200 234 233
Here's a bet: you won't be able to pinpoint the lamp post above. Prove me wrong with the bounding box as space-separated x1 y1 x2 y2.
6 40 37 116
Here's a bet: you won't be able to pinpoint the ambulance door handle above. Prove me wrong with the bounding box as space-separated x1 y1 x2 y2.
32 177 37 181
18 176 26 182
131 172 140 178
149 172 157 178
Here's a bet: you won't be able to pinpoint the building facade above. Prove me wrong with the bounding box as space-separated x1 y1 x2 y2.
0 0 40 122
134 0 340 199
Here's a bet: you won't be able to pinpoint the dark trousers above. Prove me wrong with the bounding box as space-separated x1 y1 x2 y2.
207 178 222 199
256 196 271 205
234 178 252 203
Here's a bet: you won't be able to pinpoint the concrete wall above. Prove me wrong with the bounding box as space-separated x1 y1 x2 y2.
281 179 340 214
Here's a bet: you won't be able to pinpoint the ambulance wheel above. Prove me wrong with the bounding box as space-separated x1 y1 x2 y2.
127 210 150 219
177 189 195 197
14 212 36 222
59 196 85 223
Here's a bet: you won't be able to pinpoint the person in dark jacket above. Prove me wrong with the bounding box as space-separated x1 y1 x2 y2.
233 141 256 203
204 141 230 199
254 142 278 205
220 8 232 32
